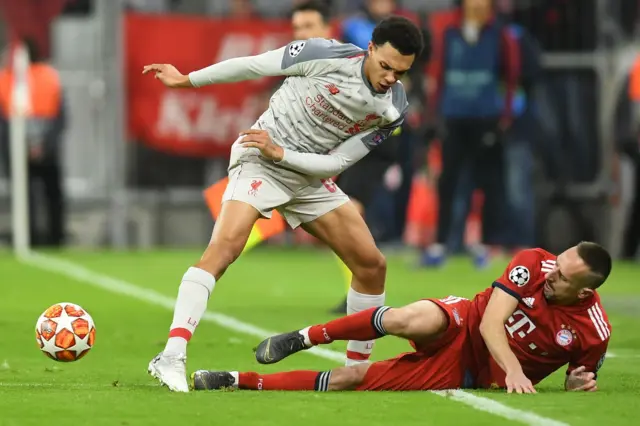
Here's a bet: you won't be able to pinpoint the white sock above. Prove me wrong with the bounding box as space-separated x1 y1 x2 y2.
299 326 312 347
164 267 216 355
345 288 385 366
230 371 239 388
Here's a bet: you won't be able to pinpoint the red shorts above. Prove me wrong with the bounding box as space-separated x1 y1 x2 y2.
357 296 474 391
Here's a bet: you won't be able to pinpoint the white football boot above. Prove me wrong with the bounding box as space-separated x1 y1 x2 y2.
148 352 189 392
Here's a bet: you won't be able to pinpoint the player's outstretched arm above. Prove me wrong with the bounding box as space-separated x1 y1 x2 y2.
142 47 288 89
186 38 360 88
142 64 193 88
480 288 537 394
187 47 292 87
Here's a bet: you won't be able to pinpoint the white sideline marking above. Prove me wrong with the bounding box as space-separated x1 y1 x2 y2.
605 351 640 359
21 252 568 426
0 382 158 389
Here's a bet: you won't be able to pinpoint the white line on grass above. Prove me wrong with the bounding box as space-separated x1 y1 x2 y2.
21 252 568 426
0 382 158 389
604 351 640 359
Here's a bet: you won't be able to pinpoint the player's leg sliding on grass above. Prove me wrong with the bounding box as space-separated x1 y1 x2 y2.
149 199 388 392
191 364 370 391
192 299 471 392
255 299 448 364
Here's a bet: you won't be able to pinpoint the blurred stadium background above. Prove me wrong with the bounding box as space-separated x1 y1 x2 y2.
1 0 639 257
2 1 640 425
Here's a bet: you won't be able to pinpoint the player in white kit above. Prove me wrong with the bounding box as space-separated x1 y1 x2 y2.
143 16 424 392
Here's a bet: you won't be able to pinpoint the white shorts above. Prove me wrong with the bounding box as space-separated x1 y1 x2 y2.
222 155 349 229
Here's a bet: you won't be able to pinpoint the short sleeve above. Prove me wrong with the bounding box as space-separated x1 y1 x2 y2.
492 249 544 301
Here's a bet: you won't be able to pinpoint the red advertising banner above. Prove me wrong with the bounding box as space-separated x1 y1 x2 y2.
126 14 292 157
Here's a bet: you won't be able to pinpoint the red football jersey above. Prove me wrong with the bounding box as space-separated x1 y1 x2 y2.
468 249 611 388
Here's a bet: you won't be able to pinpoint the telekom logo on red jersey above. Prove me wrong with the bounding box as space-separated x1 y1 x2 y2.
505 309 537 339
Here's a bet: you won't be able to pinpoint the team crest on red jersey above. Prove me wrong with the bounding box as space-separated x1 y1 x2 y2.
556 325 576 347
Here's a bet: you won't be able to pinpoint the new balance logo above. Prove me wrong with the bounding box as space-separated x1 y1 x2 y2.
325 83 340 95
523 297 535 308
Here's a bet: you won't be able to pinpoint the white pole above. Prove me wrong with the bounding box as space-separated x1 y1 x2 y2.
10 43 31 257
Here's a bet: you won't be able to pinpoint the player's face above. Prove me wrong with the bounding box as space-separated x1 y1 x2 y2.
543 247 594 304
366 41 414 93
291 11 331 40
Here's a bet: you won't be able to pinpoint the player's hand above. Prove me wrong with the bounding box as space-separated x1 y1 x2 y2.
240 129 284 162
505 370 537 394
566 366 598 392
142 64 192 88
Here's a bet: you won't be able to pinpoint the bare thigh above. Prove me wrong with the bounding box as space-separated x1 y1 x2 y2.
302 201 386 294
382 300 449 343
196 200 261 280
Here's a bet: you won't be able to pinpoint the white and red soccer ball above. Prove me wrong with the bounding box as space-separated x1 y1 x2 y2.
35 302 96 362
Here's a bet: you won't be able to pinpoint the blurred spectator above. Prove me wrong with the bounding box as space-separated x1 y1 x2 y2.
620 55 640 259
421 0 520 268
291 0 332 40
338 0 431 241
229 0 259 18
207 0 263 18
0 38 67 247
510 0 597 52
340 0 405 48
208 0 301 19
498 1 543 250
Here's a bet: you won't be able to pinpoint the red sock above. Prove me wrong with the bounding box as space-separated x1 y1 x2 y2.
238 371 329 391
308 306 389 345
168 328 192 340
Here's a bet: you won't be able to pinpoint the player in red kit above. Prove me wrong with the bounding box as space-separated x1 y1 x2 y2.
472 242 612 393
190 242 612 394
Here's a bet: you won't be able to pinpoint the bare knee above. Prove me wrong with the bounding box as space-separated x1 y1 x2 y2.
327 364 369 391
195 200 260 279
382 301 449 340
381 308 414 337
197 234 246 279
351 250 387 293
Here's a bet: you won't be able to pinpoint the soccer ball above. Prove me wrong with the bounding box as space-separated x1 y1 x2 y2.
35 302 96 362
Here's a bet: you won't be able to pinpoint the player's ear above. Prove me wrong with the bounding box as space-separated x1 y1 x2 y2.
577 287 595 300
367 41 375 55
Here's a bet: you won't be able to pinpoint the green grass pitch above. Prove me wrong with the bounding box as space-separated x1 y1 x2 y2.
1 247 639 425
